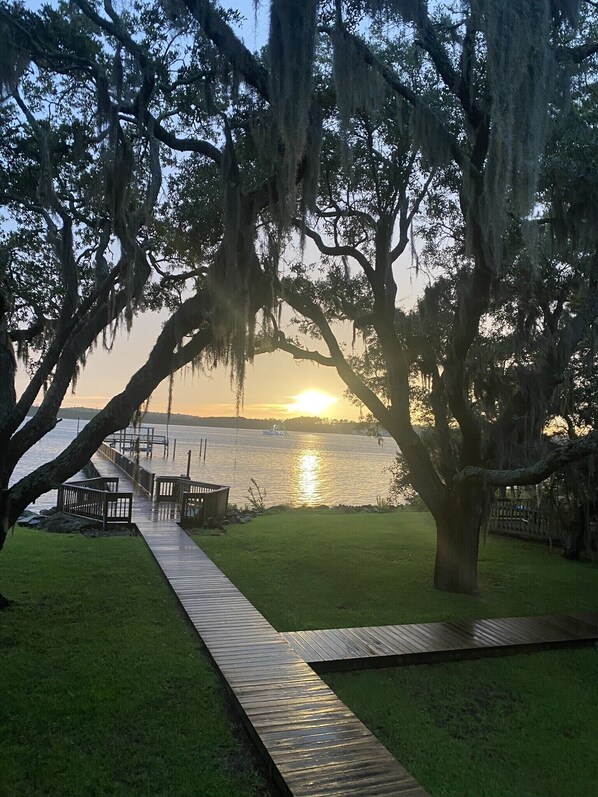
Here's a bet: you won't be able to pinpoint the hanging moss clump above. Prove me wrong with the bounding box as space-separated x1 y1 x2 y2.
207 127 276 392
0 21 31 99
267 0 319 227
410 101 454 170
468 0 572 273
363 0 425 25
331 25 387 141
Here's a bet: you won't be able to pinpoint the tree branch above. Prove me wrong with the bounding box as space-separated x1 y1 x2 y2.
293 218 374 279
152 119 223 165
274 332 334 366
6 292 213 524
322 24 468 171
559 40 598 64
457 431 598 486
181 0 270 99
414 8 487 145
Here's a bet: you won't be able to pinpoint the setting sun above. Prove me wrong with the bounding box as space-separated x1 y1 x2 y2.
286 389 338 417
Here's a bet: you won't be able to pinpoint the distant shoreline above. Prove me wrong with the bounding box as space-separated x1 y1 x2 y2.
38 406 376 436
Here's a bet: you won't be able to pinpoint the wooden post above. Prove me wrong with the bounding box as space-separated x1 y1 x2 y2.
103 492 108 533
203 438 207 462
186 450 192 478
172 439 177 459
199 439 203 460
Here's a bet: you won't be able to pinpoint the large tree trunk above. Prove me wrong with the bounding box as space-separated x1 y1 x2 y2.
562 503 587 560
0 492 14 609
433 484 484 594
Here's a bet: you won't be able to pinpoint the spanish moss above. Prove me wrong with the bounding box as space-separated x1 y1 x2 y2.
268 0 318 226
331 25 387 138
410 101 453 170
471 0 560 272
364 0 426 25
0 21 30 99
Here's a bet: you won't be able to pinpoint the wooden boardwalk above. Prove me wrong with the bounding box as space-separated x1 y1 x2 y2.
92 454 429 797
282 613 598 671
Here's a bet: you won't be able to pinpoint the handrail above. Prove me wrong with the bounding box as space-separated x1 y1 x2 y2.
180 485 230 528
65 476 119 492
98 442 155 496
57 481 132 529
155 476 226 502
489 498 556 541
97 445 229 527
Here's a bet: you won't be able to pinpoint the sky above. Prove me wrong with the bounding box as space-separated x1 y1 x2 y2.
15 0 427 421
15 244 425 420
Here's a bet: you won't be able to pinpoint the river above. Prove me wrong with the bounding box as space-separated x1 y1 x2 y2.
11 419 399 510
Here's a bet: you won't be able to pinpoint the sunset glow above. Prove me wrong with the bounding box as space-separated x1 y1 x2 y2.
286 390 338 417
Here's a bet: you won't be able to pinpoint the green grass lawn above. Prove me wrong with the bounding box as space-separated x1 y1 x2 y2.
325 649 598 797
194 509 598 630
0 527 271 797
194 510 598 797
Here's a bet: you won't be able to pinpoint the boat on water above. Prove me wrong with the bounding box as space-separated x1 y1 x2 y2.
263 423 289 437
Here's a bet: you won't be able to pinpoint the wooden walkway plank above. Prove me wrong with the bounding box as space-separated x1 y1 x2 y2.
282 611 598 670
92 453 429 797
93 450 597 793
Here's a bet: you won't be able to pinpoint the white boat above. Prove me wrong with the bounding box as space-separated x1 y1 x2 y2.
263 423 289 437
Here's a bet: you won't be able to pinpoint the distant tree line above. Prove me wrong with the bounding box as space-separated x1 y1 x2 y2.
50 407 365 435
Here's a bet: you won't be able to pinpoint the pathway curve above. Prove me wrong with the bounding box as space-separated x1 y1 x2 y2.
92 453 428 797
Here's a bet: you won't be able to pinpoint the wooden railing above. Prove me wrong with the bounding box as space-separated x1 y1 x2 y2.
154 475 188 503
180 485 230 528
98 443 155 496
67 476 119 492
57 478 132 530
489 499 556 542
155 475 229 527
97 448 229 527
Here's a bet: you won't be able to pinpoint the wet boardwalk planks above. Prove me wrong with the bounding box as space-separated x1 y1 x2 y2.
282 613 598 671
92 454 428 796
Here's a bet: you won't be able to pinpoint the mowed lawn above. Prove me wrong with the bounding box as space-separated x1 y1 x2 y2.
194 510 598 797
0 527 271 797
194 510 598 629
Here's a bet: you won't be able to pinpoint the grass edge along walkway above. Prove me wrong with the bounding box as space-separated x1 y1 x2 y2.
93 453 429 797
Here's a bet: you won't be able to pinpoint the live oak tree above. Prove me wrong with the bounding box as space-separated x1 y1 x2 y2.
284 2 598 593
178 0 598 593
0 0 277 606
3 0 598 604
0 5 212 595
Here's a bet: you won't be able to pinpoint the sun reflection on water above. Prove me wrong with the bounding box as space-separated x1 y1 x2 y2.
294 450 321 505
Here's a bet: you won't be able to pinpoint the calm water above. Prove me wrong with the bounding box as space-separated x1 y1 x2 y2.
11 419 399 509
